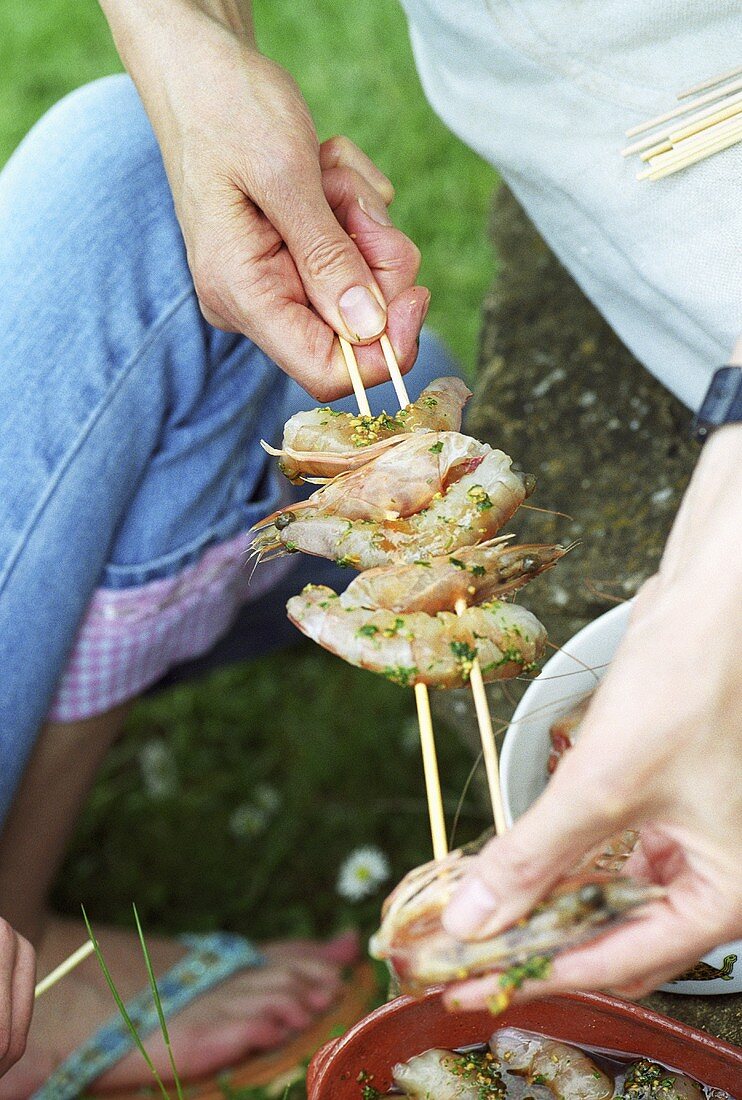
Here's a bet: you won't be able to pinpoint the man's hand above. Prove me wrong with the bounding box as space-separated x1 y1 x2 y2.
0 919 34 1077
101 0 427 399
441 418 742 1008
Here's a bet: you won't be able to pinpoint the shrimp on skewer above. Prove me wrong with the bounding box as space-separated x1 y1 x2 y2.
490 1029 614 1100
262 376 472 483
252 432 535 570
287 586 547 688
369 844 664 996
343 538 569 613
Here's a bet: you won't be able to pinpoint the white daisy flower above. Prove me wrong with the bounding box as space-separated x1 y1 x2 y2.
336 846 390 901
138 739 177 800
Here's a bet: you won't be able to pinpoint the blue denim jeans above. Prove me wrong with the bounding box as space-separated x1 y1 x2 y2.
0 75 459 826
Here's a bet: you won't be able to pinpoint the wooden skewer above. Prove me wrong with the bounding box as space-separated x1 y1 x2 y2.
339 336 372 416
639 120 742 181
677 65 742 100
622 89 742 157
623 89 742 156
377 335 508 840
669 99 742 143
35 939 95 999
624 75 742 138
454 598 507 835
638 116 742 180
413 682 448 859
338 336 448 859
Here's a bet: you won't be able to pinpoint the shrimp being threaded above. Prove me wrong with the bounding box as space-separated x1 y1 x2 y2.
286 585 546 688
252 432 534 570
491 1029 614 1100
262 376 472 483
343 538 569 613
369 844 664 995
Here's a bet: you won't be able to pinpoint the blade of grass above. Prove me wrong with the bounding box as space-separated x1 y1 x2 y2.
81 906 173 1100
132 903 185 1100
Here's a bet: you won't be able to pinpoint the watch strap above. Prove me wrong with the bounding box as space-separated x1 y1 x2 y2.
691 365 742 443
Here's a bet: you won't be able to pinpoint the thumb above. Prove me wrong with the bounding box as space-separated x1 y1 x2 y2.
264 157 387 343
442 750 634 942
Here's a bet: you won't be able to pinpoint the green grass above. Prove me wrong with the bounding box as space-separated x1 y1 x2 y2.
2 3 497 1095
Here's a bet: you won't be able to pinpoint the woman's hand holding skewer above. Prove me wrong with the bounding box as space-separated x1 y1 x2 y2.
99 0 428 399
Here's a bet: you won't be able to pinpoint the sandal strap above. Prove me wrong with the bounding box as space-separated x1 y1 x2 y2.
31 932 265 1100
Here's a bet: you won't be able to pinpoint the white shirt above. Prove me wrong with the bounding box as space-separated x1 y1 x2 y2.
401 0 741 410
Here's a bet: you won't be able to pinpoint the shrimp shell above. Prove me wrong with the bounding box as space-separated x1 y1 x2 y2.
342 538 568 613
286 586 547 688
264 376 472 482
253 435 533 570
370 848 664 994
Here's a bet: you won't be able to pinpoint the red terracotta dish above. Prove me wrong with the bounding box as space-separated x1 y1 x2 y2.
308 989 741 1099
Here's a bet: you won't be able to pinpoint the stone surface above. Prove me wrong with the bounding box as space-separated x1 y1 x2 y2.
642 989 742 1047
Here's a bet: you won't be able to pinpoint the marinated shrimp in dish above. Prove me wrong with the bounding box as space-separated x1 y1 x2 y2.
393 1047 505 1099
263 376 471 482
491 1029 614 1100
370 843 663 995
286 585 546 688
623 1060 704 1100
252 432 534 569
342 538 569 613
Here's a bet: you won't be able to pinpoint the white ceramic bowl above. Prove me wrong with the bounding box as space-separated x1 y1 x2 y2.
501 601 741 996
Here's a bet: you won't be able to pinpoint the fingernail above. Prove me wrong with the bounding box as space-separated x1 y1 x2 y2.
358 194 393 226
420 289 431 323
339 285 386 340
443 877 499 938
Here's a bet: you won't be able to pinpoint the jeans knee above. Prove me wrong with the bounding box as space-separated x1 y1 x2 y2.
0 75 171 255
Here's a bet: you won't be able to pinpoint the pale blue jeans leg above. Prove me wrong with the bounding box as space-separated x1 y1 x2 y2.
0 75 460 825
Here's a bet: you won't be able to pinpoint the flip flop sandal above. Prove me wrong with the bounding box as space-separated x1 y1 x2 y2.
30 932 377 1099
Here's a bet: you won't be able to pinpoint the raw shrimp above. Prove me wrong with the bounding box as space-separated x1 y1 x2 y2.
393 1048 505 1099
490 1029 614 1100
623 1060 704 1100
253 433 534 570
286 585 547 688
342 538 568 613
263 376 472 483
370 845 664 995
548 694 592 774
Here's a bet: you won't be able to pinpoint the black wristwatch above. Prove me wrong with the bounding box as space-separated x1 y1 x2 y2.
691 366 742 443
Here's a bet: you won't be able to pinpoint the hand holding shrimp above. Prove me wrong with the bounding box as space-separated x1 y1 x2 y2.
440 425 742 1007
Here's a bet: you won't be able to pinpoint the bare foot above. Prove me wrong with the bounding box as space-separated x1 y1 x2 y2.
0 915 359 1098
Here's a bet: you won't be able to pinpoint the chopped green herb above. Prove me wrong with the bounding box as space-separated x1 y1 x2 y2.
422 395 439 408
336 554 359 568
449 556 466 569
382 665 418 687
467 484 494 511
470 563 486 576
413 559 432 567
357 624 379 638
429 440 444 453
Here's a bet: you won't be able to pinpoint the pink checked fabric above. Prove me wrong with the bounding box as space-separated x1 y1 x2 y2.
48 529 293 722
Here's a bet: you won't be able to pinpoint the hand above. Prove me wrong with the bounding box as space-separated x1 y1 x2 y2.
0 919 34 1077
442 421 742 1008
101 0 427 400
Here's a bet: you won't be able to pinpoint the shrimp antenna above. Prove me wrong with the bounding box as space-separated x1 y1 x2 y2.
449 749 483 850
520 503 575 522
583 578 630 605
543 639 602 685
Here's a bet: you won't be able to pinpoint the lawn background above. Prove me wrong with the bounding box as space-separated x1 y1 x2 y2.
1 2 498 1096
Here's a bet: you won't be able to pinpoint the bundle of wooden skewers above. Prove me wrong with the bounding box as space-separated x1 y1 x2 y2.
253 328 569 861
623 64 742 181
